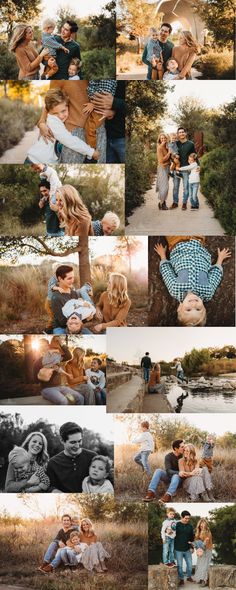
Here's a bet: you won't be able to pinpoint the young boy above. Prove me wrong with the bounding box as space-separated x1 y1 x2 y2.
26 89 99 165
92 211 120 236
83 80 117 158
163 58 181 80
6 447 50 492
85 358 106 405
146 28 163 80
82 455 114 493
171 359 187 383
41 19 69 78
199 434 215 473
161 507 177 567
68 57 82 80
132 421 154 477
155 239 231 326
178 153 200 210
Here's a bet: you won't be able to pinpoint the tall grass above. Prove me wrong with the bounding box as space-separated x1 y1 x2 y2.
200 359 236 376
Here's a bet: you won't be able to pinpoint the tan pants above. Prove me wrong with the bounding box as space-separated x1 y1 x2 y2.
166 236 206 251
199 457 213 473
45 298 54 329
85 111 103 149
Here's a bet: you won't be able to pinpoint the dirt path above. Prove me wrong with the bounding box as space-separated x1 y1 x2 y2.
142 390 173 413
0 127 38 164
126 180 225 235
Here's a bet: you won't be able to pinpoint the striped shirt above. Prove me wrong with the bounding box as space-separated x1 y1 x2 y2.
159 239 223 302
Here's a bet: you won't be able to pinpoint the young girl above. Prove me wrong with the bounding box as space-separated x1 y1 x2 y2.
94 272 131 332
54 184 94 236
178 153 200 209
154 238 231 326
82 455 114 494
79 518 111 573
5 446 50 492
60 531 88 567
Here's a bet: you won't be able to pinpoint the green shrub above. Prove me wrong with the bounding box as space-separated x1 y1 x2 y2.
125 139 156 217
200 50 234 79
82 47 116 79
200 146 236 233
0 44 18 79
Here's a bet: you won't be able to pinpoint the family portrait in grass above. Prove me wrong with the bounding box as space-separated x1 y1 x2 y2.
0 493 148 590
114 413 236 504
117 0 234 80
0 0 115 80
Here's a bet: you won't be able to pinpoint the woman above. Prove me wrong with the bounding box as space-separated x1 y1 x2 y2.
172 31 199 79
148 363 164 393
79 518 110 573
66 347 95 404
55 185 94 236
94 272 131 332
5 431 49 492
178 444 214 501
193 518 213 587
156 133 171 210
9 24 49 80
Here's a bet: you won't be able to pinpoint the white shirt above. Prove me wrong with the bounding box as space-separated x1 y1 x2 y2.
62 298 96 320
82 476 114 494
85 369 106 390
39 166 62 196
132 432 154 452
179 161 200 183
27 114 94 164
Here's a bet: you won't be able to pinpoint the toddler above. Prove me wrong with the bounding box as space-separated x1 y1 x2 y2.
6 447 50 492
92 211 120 236
41 19 69 78
83 80 117 156
168 133 181 178
199 435 215 473
82 455 114 494
132 421 154 477
26 89 99 165
161 507 177 567
85 357 106 405
178 153 200 209
154 239 231 326
146 28 163 80
188 539 206 557
68 57 82 80
163 58 181 80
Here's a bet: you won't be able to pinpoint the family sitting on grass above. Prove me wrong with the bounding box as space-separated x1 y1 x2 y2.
161 508 213 587
37 513 110 575
5 423 114 493
35 165 121 237
131 427 215 503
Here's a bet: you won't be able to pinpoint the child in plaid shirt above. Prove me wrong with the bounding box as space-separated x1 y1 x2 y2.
6 447 50 492
155 237 231 326
83 80 117 155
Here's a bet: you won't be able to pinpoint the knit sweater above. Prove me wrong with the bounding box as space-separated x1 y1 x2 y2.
97 291 131 328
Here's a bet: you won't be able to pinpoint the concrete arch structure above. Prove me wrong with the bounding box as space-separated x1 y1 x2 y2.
148 0 205 41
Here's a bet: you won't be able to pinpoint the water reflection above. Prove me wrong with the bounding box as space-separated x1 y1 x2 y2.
167 384 236 413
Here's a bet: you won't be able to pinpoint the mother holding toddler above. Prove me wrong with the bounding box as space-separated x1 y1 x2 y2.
10 24 49 80
193 518 213 586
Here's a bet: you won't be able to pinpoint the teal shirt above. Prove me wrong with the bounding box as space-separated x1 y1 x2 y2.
175 521 194 552
49 36 82 79
142 39 174 69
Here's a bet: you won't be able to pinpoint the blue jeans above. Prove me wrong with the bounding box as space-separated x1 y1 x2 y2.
60 547 77 566
143 367 150 383
173 171 190 204
146 64 152 79
44 540 59 563
94 388 106 405
47 230 65 237
134 450 151 476
148 468 181 496
106 137 125 163
189 182 200 207
41 386 85 405
50 548 65 569
175 550 192 580
163 537 175 564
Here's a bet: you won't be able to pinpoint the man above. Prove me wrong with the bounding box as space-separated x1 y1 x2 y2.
142 23 174 80
171 127 196 210
51 265 91 335
143 439 185 502
46 422 97 492
175 510 195 585
48 20 82 80
90 81 125 163
37 513 77 573
141 352 152 383
36 165 63 237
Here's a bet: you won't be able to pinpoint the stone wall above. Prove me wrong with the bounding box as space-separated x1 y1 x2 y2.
148 565 178 590
209 565 236 589
107 362 133 390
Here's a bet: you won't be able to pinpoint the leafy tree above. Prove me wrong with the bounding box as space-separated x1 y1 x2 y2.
0 45 18 79
182 347 211 374
89 1 116 48
126 80 168 139
118 0 161 53
210 504 236 564
0 0 41 39
212 98 236 146
194 0 235 48
173 96 209 142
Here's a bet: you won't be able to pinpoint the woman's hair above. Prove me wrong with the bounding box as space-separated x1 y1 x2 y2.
107 273 129 308
56 185 92 236
21 432 49 467
90 454 112 476
153 363 160 371
180 30 199 53
157 133 168 144
177 304 207 327
70 347 85 368
183 443 198 470
45 89 69 113
50 336 64 352
9 24 31 52
195 518 211 540
80 518 95 536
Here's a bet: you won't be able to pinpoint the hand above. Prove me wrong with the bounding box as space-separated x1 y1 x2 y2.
154 243 167 260
96 309 103 321
92 149 100 160
90 91 114 110
63 47 70 54
38 123 54 144
83 102 95 114
26 474 40 485
94 108 116 121
179 470 186 478
217 247 231 265
58 541 65 548
94 323 103 333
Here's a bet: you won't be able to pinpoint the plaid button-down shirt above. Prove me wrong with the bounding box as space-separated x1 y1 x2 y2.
159 240 223 302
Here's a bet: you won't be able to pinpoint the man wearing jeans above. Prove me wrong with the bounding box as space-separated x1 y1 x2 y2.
143 439 184 502
171 127 195 211
175 510 195 586
140 352 152 383
37 514 77 572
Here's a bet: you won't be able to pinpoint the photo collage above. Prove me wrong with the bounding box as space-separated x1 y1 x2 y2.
0 0 235 589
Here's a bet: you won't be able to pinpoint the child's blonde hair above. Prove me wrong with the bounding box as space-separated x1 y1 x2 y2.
167 507 176 515
45 89 69 113
107 272 129 308
42 18 56 30
69 57 82 71
177 303 206 327
90 454 112 476
56 184 92 236
70 530 80 541
8 446 29 464
189 152 198 161
102 211 120 229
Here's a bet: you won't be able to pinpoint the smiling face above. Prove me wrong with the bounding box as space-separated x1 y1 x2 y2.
174 441 185 456
62 515 72 530
49 101 69 122
159 25 171 43
89 459 107 481
64 432 83 456
67 314 82 334
13 455 30 475
71 534 80 545
61 22 71 40
58 270 74 290
167 59 178 72
48 56 57 68
27 434 43 456
91 359 99 372
68 64 77 77
181 293 205 313
25 27 33 41
182 515 190 524
160 134 167 144
102 220 115 236
177 128 187 142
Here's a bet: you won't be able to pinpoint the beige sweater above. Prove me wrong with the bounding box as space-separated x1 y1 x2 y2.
172 46 197 79
15 43 40 79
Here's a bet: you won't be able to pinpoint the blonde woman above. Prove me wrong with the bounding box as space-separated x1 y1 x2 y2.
10 24 49 80
94 272 131 332
79 518 110 573
172 31 199 79
66 347 95 404
156 133 171 210
55 185 94 236
5 431 49 492
179 444 214 502
193 518 213 586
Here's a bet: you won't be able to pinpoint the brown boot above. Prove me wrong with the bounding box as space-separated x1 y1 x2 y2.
170 202 178 209
42 564 54 574
37 562 49 572
143 490 156 502
159 493 171 504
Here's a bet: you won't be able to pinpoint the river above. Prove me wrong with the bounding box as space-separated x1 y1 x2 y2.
166 376 236 413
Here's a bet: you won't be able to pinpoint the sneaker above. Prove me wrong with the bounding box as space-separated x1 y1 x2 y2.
187 577 195 582
159 493 171 504
182 203 187 210
170 202 178 209
161 202 168 210
143 490 156 502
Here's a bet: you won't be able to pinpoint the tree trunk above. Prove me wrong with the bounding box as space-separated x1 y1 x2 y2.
24 335 35 383
78 237 91 285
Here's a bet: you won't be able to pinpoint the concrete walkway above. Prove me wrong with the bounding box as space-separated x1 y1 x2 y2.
0 395 51 405
126 180 224 235
0 586 32 590
107 374 143 412
142 390 172 413
0 127 38 164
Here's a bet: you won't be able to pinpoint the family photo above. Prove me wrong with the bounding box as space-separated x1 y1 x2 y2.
0 0 115 79
117 0 234 80
0 80 125 165
148 236 235 327
148 503 236 590
0 235 148 334
0 408 114 493
0 494 148 589
126 80 236 235
0 164 125 237
0 334 106 406
106 327 236 413
114 413 236 503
